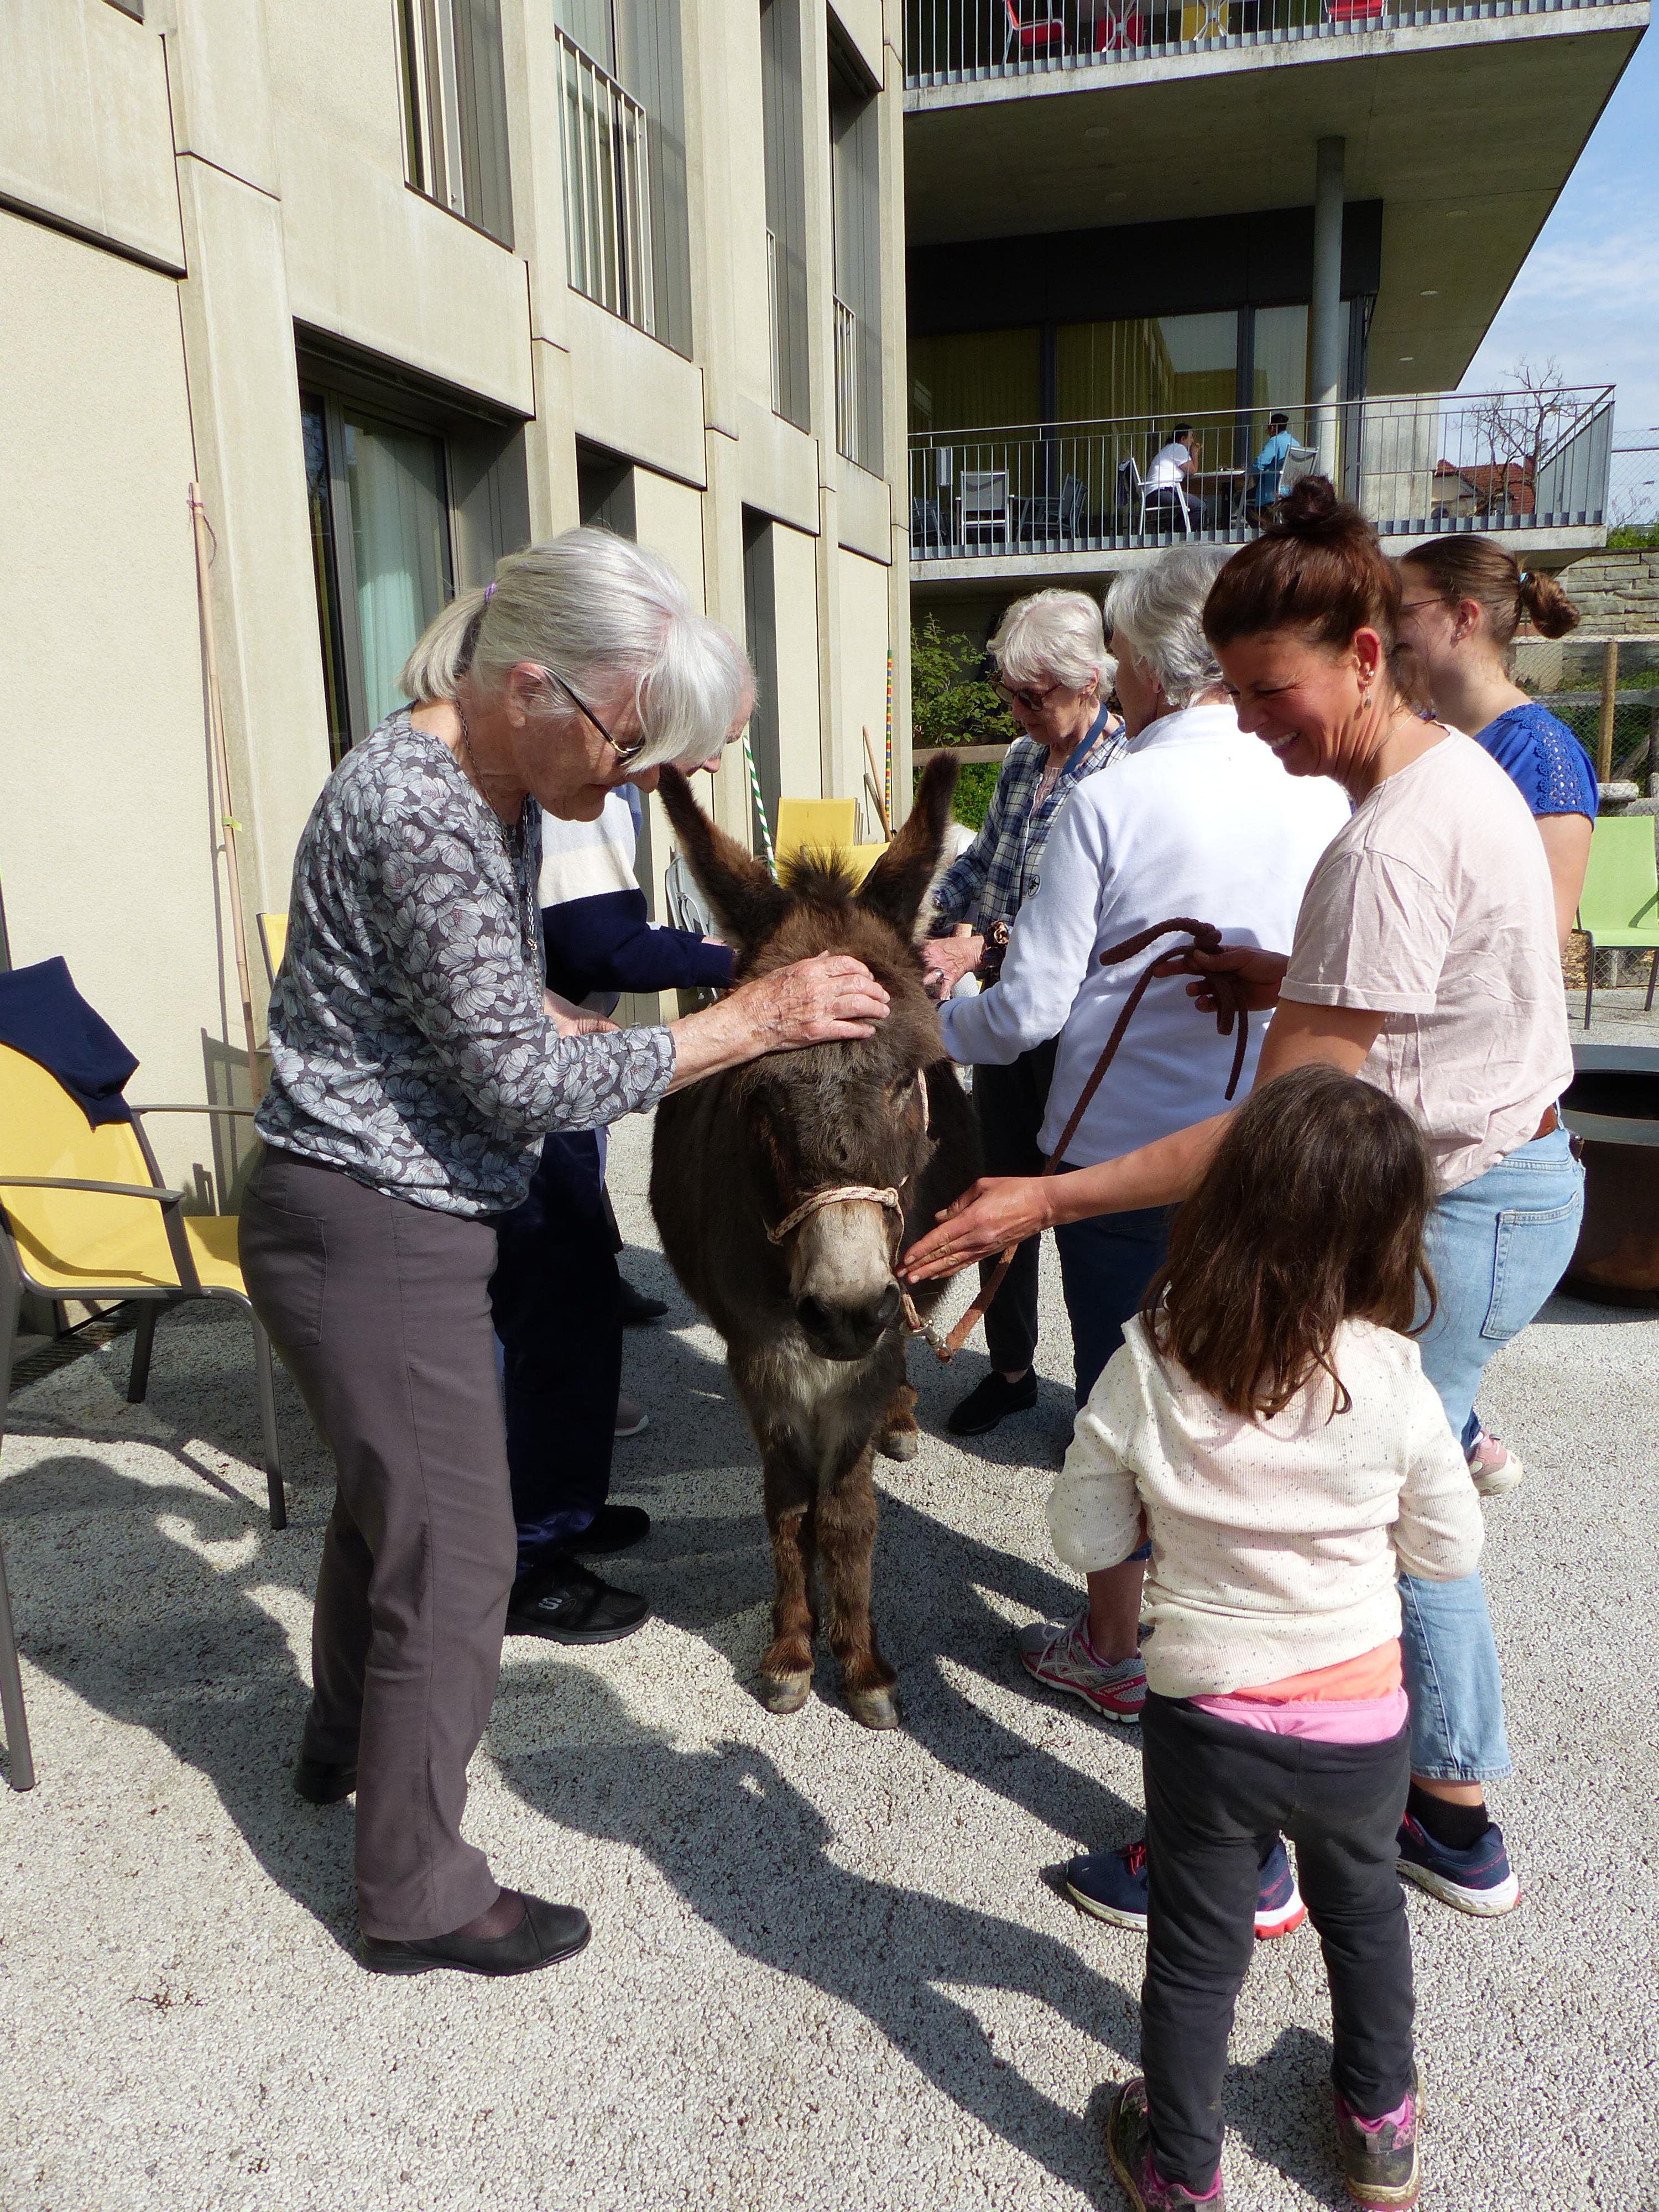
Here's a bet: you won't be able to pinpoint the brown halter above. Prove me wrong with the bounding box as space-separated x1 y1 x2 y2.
763 1074 934 1337
919 919 1249 1363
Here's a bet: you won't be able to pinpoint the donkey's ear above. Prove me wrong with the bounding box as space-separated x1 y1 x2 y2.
855 751 960 940
656 764 789 951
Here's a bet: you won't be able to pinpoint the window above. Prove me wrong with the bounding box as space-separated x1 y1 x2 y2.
577 443 637 535
555 0 692 356
395 0 514 248
830 43 883 473
103 0 144 17
908 330 1042 432
303 392 454 760
760 0 810 429
742 513 781 841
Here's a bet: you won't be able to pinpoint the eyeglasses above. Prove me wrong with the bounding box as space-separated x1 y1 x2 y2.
993 677 1063 715
540 667 650 766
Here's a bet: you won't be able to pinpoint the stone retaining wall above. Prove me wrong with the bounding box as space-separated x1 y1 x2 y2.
1561 549 1659 634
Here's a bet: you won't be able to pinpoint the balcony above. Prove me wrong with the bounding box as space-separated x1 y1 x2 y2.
908 386 1615 581
555 26 654 336
905 0 1629 89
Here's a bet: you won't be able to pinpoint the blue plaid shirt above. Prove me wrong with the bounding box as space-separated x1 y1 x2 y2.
930 709 1125 936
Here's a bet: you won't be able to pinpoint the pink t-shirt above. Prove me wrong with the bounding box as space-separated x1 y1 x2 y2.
1281 729 1573 1191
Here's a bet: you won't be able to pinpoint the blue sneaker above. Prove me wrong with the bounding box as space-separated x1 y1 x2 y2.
1396 1814 1520 1916
1066 1835 1306 1939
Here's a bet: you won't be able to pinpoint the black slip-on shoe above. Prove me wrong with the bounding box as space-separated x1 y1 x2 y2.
294 1754 357 1804
618 1278 670 1326
567 1505 651 1556
506 1556 650 1644
947 1369 1039 1437
360 1895 591 1978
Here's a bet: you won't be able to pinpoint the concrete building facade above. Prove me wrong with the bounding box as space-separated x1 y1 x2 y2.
0 0 912 1194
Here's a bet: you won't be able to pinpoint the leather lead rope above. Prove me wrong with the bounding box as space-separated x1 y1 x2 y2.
920 919 1248 1364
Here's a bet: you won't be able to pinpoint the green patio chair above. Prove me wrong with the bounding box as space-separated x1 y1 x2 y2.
1577 813 1659 1027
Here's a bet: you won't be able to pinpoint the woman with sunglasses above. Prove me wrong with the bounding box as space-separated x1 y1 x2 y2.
242 531 890 1980
921 589 1126 1442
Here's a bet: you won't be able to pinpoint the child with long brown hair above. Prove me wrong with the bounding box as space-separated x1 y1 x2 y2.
1050 1065 1484 2211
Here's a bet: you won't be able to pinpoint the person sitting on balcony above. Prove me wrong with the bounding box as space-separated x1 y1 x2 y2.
917 589 1125 1441
1250 411 1294 513
1145 425 1207 531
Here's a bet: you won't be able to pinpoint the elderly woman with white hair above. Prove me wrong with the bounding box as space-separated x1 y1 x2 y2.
929 547 1348 1725
922 588 1125 1441
242 530 889 1979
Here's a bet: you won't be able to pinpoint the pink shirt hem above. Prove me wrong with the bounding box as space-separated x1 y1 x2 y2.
1188 1688 1410 1744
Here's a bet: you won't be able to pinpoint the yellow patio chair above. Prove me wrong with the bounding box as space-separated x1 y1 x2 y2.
774 798 887 888
1180 0 1230 36
1575 814 1659 1026
0 1046 287 1786
256 912 288 987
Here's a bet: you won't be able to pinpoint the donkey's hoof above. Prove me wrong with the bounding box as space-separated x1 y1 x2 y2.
878 1427 920 1462
760 1670 813 1715
846 1685 901 1730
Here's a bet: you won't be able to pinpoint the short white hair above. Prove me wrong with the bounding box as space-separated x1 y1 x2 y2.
399 528 753 771
987 589 1115 695
1102 548 1230 709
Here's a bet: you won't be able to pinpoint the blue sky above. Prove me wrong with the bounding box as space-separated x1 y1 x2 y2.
1459 25 1657 486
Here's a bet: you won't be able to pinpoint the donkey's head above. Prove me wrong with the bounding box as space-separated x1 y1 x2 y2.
658 754 960 1360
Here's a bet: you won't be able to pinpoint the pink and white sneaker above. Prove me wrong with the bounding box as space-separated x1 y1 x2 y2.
1016 1609 1146 1721
1467 1428 1524 1498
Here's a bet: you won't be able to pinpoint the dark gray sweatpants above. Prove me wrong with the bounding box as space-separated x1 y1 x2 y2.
239 1147 516 1941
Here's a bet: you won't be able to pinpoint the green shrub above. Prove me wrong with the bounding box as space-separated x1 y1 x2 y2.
1607 521 1659 551
916 757 1000 832
910 616 1019 751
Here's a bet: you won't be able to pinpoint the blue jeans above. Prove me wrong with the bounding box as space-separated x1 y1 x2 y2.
1401 1125 1584 1781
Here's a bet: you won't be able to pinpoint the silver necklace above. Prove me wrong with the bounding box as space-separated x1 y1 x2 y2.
455 708 538 969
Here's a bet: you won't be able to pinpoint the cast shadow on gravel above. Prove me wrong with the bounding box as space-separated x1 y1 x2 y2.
0 1451 356 1945
494 1666 1140 2207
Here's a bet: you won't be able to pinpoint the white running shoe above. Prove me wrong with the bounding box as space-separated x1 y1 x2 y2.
1016 1609 1146 1721
1467 1427 1524 1497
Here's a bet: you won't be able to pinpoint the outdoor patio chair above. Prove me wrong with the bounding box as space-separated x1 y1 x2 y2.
1277 442 1318 499
910 495 945 551
0 1044 289 1783
1001 0 1067 59
256 912 288 988
1056 473 1087 541
1091 2 1145 48
1324 0 1387 21
775 797 884 887
1180 0 1230 39
1575 813 1659 1026
958 471 1012 550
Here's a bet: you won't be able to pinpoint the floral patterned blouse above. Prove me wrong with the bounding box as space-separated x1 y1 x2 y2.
256 711 676 1217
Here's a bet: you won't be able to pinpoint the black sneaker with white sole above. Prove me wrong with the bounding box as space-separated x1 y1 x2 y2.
506 1555 650 1643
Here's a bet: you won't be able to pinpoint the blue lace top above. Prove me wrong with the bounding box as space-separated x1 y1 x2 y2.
1475 702 1598 820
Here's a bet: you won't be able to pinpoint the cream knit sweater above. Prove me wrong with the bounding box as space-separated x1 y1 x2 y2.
1050 1316 1485 1698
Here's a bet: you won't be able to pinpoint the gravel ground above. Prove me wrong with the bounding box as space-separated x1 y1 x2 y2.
1 1105 1655 2212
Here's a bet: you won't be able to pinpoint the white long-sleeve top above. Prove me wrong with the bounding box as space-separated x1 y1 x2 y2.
937 702 1350 1165
1050 1316 1485 1698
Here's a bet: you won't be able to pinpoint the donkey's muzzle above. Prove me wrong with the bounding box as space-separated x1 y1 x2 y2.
796 1282 904 1361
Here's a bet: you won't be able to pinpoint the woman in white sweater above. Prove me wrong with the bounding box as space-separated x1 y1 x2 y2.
1078 1066 1483 2212
936 548 1347 1720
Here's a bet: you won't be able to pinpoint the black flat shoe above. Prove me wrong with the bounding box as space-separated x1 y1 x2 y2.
294 1754 357 1804
947 1369 1039 1437
361 1894 591 1978
619 1277 669 1327
506 1556 650 1644
568 1505 651 1556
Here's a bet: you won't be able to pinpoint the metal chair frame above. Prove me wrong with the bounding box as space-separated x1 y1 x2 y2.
0 1098 286 1792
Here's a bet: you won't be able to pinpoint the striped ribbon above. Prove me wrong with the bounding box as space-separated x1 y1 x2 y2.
741 729 776 874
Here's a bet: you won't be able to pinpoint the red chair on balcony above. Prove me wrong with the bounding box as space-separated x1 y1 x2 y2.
1003 0 1067 61
1092 3 1145 50
1324 0 1388 22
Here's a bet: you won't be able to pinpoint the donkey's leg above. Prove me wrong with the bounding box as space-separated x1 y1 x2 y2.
818 1439 899 1730
759 1441 818 1714
876 1378 920 1463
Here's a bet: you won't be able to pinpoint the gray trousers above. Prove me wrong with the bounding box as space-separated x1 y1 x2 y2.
238 1147 515 1940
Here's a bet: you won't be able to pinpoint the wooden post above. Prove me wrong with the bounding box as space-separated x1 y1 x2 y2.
188 483 262 1104
861 725 891 839
1596 637 1620 786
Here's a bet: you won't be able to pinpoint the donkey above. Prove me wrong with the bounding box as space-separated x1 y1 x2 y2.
650 754 979 1729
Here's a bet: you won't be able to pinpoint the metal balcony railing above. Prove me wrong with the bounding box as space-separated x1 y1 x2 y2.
906 0 1618 90
908 387 1616 562
555 27 654 335
834 296 859 463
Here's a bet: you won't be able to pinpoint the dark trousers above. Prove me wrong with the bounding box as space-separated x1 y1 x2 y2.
1140 1694 1416 2192
238 1149 515 1941
971 1040 1057 1374
489 1131 622 1574
1053 1198 1172 1404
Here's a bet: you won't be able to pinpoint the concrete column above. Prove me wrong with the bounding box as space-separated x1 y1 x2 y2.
1310 134 1345 483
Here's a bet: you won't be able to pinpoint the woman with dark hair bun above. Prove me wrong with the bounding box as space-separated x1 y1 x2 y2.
904 477 1584 1927
1396 538 1596 1499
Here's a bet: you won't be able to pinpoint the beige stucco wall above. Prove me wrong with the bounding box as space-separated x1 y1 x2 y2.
0 213 229 1192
